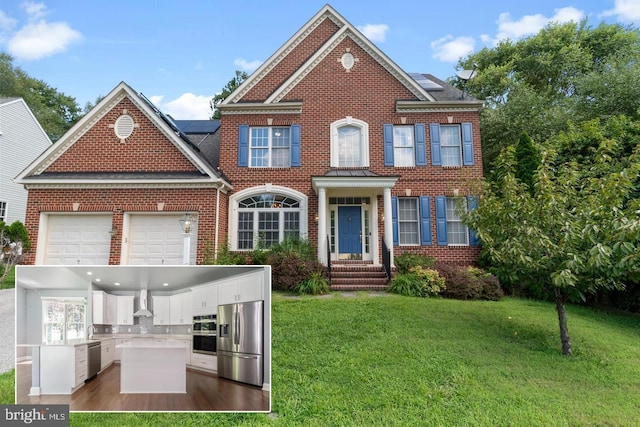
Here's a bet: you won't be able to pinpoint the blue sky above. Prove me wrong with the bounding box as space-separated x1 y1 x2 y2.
0 1 638 119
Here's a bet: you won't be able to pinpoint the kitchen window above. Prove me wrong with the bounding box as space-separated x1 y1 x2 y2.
42 298 86 344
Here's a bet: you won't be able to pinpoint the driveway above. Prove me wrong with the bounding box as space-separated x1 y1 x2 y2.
0 288 14 373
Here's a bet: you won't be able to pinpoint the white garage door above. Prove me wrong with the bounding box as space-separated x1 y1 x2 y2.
44 215 112 265
126 214 198 265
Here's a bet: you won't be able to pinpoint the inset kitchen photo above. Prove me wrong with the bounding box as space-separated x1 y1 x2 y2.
14 265 271 412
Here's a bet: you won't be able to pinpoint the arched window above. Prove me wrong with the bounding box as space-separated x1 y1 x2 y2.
330 117 369 167
231 186 307 250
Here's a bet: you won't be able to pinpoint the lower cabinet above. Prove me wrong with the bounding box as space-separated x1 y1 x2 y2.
40 344 87 394
100 339 115 370
114 338 131 362
190 352 217 372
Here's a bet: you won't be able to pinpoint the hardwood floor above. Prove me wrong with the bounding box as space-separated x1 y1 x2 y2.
16 361 270 412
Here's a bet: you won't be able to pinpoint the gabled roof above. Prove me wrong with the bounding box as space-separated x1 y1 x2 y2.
16 82 230 190
220 4 439 111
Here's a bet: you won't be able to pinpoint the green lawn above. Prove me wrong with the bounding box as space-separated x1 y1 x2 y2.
3 294 639 426
1 265 15 289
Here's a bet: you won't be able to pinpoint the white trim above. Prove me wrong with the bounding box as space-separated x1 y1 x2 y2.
330 117 369 168
229 185 308 251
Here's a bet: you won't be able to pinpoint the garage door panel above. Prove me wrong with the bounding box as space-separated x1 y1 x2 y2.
127 214 197 265
44 215 112 265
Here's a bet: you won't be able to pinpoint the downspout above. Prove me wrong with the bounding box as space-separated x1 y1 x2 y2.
214 187 220 261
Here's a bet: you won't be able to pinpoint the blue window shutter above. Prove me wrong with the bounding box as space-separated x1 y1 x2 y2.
420 196 432 245
462 122 474 165
430 123 441 166
238 124 249 167
415 124 426 166
392 196 399 246
435 196 448 246
290 124 301 167
467 195 480 246
383 124 394 166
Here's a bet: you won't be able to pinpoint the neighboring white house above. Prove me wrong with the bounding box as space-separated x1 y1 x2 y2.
0 98 52 224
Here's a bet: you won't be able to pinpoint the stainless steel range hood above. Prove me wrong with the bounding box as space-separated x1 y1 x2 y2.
133 289 153 317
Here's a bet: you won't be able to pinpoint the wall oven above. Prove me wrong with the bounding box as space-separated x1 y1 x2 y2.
193 315 216 355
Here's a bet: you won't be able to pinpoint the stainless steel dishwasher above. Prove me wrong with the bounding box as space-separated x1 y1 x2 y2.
86 341 101 381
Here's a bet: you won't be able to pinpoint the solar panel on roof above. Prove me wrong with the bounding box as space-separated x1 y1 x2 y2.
408 73 444 91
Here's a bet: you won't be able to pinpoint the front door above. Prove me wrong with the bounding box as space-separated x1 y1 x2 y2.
338 206 362 259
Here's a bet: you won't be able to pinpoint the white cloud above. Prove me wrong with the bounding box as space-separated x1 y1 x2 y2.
234 58 262 72
431 35 475 63
601 0 640 23
8 20 82 60
0 11 18 43
153 92 214 120
489 7 584 45
23 1 47 20
357 23 389 42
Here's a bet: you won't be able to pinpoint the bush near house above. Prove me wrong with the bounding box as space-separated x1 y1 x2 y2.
295 271 330 295
394 253 436 274
387 266 445 297
434 263 504 301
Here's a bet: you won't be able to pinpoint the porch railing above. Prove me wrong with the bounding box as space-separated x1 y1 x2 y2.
326 235 332 284
382 238 391 280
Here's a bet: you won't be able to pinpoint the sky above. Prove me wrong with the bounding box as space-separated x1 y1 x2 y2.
0 1 638 120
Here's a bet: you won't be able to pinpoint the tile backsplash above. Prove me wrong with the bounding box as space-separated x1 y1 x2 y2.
93 318 191 335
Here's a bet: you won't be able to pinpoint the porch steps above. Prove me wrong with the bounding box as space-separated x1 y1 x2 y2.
329 262 389 291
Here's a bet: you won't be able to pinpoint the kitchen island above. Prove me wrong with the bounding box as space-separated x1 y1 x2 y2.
116 339 187 393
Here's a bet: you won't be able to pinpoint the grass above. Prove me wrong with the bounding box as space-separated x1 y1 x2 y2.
1 265 15 289
2 294 639 426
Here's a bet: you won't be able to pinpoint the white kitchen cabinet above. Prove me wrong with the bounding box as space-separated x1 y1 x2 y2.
116 295 134 325
40 344 87 394
170 292 193 325
93 291 117 325
190 351 216 372
152 296 171 325
100 338 115 370
217 273 264 305
191 284 217 315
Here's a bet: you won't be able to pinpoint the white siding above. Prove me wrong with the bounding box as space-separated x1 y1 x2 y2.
0 99 52 224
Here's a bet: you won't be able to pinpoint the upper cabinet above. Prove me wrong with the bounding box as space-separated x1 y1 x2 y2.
191 285 217 316
152 295 171 325
116 295 134 325
217 272 264 305
93 291 117 325
170 291 192 325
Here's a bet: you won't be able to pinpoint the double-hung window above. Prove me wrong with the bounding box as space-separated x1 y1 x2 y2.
398 198 419 245
393 127 415 167
383 124 426 167
430 123 474 166
250 127 290 167
0 201 6 222
445 197 469 245
42 298 86 344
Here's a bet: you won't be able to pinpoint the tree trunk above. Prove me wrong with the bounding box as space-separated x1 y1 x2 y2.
555 289 572 356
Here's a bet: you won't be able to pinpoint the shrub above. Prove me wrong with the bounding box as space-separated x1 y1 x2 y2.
213 243 247 265
434 263 504 301
388 266 445 298
295 271 330 295
394 253 436 274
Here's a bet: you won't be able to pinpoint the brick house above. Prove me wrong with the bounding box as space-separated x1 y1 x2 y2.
17 5 483 287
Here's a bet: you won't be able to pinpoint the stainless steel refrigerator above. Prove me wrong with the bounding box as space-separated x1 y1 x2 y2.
217 300 264 386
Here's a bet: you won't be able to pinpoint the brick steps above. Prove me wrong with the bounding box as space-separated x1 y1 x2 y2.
328 262 389 291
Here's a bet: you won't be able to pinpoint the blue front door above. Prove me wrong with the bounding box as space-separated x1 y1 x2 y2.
338 206 362 257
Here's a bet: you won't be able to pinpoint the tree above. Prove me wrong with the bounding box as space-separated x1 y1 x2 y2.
0 52 83 141
210 70 248 119
455 21 640 174
514 132 540 195
0 221 30 287
464 116 640 356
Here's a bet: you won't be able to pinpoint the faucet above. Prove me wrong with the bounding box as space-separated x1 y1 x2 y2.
87 324 96 339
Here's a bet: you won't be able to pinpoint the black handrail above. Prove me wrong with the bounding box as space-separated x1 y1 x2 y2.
326 235 332 284
382 238 391 280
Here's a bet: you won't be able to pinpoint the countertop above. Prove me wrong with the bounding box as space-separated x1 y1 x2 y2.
91 334 193 340
116 340 188 349
28 339 102 347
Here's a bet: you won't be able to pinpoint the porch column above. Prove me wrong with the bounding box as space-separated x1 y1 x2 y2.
317 187 327 264
383 187 394 266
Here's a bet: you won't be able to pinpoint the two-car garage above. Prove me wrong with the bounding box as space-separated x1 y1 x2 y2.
38 213 197 265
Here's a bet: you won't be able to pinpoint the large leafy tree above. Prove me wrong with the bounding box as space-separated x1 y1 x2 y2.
0 52 82 141
465 116 640 356
455 21 640 174
210 70 248 119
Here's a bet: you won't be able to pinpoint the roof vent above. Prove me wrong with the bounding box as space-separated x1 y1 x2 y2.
114 114 135 140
